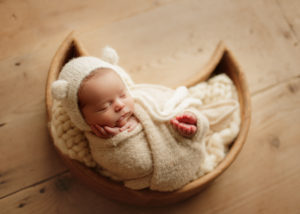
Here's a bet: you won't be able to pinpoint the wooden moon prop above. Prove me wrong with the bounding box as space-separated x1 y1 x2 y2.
46 32 251 206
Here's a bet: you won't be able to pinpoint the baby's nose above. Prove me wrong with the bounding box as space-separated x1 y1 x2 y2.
114 98 125 112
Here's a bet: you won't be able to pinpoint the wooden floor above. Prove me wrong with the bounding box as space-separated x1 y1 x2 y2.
1 0 300 213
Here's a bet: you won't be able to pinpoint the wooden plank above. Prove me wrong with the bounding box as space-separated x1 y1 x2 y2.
79 0 300 92
0 0 174 60
1 75 299 213
0 109 67 196
276 0 300 42
0 0 176 198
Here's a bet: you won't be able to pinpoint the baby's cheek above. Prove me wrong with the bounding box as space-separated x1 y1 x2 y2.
126 97 135 111
81 111 94 125
98 112 116 127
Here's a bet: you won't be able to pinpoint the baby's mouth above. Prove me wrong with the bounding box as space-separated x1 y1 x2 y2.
116 112 131 127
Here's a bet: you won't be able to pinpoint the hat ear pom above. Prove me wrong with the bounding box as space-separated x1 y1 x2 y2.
101 46 119 65
51 79 69 101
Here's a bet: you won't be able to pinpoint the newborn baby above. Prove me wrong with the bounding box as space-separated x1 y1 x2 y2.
76 67 205 190
51 47 240 191
77 68 197 139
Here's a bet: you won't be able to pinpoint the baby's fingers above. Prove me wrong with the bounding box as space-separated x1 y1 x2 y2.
177 112 197 125
178 123 197 137
91 125 104 138
90 125 100 136
190 125 197 134
170 118 180 131
95 124 111 138
170 118 179 126
178 123 190 134
120 123 130 132
104 126 120 135
98 125 108 136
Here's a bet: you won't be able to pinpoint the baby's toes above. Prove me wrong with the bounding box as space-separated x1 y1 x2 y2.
178 114 193 124
178 122 188 132
175 114 184 121
186 113 197 124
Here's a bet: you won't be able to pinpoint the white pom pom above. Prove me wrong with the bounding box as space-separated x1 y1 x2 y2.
51 80 69 100
101 46 119 65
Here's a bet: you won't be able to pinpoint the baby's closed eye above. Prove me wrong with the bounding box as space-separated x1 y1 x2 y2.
120 92 127 98
96 103 110 112
97 108 106 112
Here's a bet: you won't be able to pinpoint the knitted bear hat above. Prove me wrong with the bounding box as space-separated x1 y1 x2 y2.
51 47 134 131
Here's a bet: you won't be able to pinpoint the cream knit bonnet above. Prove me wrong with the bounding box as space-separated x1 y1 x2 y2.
51 47 134 131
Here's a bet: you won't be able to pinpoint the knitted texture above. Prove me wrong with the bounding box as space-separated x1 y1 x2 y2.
86 123 153 180
50 100 96 167
189 74 241 172
50 73 240 191
85 103 210 191
137 104 210 191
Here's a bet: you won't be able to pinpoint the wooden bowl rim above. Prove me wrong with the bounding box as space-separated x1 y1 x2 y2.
45 32 251 206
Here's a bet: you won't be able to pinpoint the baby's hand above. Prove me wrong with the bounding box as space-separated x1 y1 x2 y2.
120 116 139 132
170 112 197 138
90 116 139 138
91 124 121 139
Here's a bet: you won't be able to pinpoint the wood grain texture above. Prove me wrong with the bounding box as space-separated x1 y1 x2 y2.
0 0 300 212
0 0 174 60
276 0 300 42
78 0 300 93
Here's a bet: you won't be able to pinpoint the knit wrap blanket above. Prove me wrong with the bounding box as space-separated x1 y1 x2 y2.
85 103 211 191
50 73 241 191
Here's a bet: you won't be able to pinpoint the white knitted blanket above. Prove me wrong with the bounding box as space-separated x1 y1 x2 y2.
49 74 241 189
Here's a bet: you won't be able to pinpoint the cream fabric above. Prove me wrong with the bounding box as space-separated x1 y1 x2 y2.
86 104 210 191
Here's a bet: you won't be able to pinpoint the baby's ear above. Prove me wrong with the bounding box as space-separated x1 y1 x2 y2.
51 79 69 101
101 46 119 65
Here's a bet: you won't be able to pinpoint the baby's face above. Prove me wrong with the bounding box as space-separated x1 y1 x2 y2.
78 69 135 128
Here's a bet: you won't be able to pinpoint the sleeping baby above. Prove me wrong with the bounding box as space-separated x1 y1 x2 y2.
51 47 240 191
78 67 198 139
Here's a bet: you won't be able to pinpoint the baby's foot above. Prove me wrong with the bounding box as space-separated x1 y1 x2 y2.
170 112 197 138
